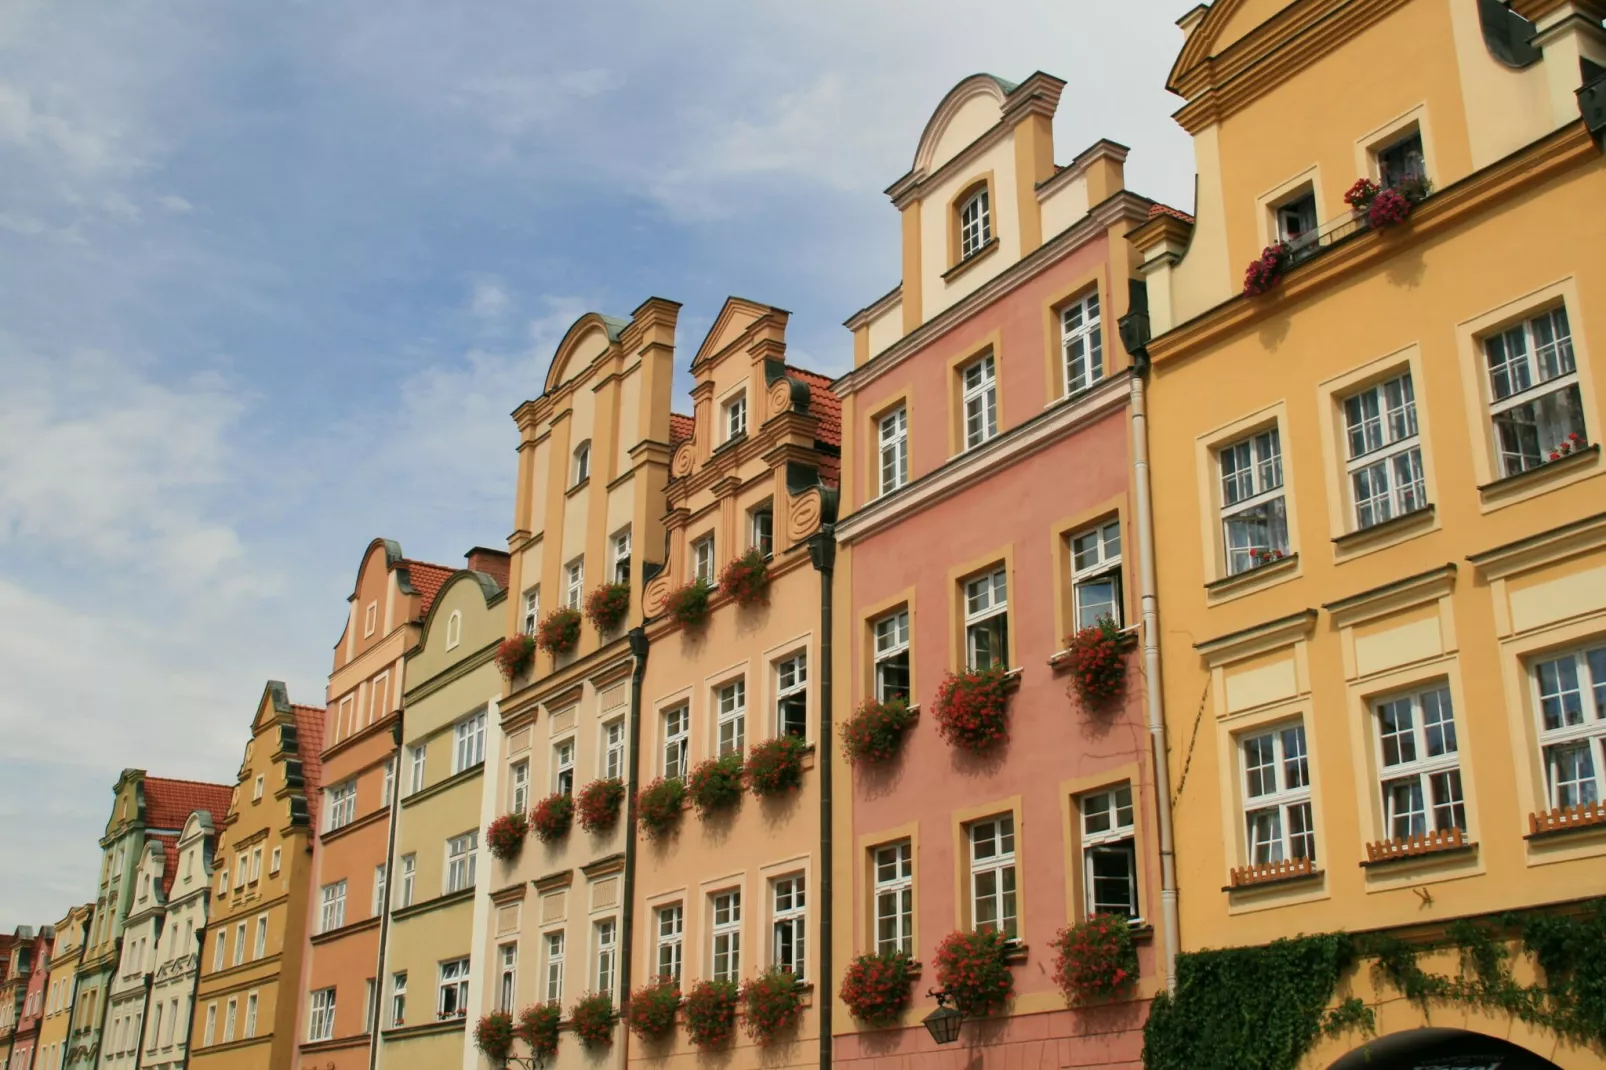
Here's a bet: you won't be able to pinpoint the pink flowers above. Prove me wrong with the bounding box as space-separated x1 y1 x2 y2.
1243 243 1292 297
1051 914 1140 1006
1063 618 1127 710
933 929 1014 1016
932 667 1011 752
839 951 915 1023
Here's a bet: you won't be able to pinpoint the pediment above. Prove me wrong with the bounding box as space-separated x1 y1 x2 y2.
692 297 775 369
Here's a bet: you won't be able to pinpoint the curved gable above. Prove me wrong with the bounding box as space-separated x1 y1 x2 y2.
409 568 505 687
692 297 777 370
415 569 503 653
1168 0 1295 94
912 74 1012 176
543 313 628 394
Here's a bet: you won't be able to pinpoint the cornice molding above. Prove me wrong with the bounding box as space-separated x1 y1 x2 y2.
390 886 474 923
308 914 381 946
1195 608 1320 667
1468 509 1606 581
1322 564 1457 629
399 762 483 810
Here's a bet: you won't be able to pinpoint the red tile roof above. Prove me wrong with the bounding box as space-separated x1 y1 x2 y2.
669 413 695 447
1148 202 1195 224
401 560 456 618
151 833 181 899
292 704 327 825
143 777 234 834
785 367 842 448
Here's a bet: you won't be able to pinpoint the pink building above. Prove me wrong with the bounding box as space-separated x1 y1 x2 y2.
829 74 1172 1068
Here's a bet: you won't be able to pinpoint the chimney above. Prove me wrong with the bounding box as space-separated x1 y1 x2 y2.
465 547 511 590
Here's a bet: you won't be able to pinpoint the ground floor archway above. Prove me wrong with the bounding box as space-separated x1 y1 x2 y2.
1327 1028 1565 1069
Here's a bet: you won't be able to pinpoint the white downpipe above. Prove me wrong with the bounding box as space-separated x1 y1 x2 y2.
1131 368 1180 991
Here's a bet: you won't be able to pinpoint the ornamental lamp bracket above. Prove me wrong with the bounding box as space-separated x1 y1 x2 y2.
922 988 964 1045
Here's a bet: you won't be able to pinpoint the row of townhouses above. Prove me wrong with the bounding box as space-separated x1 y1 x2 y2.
6 3 1605 1069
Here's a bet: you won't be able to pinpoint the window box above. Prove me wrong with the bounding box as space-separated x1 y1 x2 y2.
1526 798 1606 839
1049 625 1138 670
1361 826 1473 867
1227 856 1317 889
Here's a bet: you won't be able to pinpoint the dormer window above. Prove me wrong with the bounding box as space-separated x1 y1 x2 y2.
1274 189 1318 262
1378 131 1426 190
572 442 591 486
725 395 747 442
959 186 991 259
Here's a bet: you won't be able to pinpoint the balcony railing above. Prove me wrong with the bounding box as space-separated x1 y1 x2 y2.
1529 798 1606 837
1363 826 1468 864
1230 855 1316 888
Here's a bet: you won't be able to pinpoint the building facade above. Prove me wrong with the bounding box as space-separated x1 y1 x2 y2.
1129 1 1606 1067
627 300 840 1070
476 298 680 1070
189 683 321 1070
294 542 452 1070
137 810 219 1070
101 838 171 1070
37 906 92 1070
377 556 507 1069
2 925 52 1070
829 73 1167 1068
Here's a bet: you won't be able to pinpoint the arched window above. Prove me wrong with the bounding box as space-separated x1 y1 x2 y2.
958 184 991 259
445 610 462 650
573 441 592 486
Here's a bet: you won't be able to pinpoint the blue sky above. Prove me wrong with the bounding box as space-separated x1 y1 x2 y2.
0 1 1196 923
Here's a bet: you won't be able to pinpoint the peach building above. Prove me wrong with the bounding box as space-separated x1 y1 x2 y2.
829 74 1170 1068
626 300 841 1070
294 541 452 1070
36 905 92 1070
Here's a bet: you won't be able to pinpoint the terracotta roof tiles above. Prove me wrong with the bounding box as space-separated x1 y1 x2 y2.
143 777 234 834
401 560 456 617
1148 202 1195 224
669 413 695 447
785 366 842 448
292 705 327 824
151 833 180 899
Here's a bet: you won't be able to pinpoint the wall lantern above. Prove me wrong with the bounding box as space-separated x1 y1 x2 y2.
922 989 963 1045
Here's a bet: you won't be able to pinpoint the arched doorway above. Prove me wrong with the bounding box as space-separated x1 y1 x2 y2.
1327 1028 1563 1069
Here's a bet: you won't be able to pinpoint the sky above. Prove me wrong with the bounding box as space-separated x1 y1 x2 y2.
0 1 1197 924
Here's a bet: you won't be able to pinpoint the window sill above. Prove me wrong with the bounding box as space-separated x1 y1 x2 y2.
713 430 747 454
1204 552 1299 599
1360 828 1475 867
1002 940 1029 964
1224 856 1319 891
941 237 1000 283
1526 799 1606 840
1332 504 1436 554
564 477 592 499
1477 444 1599 506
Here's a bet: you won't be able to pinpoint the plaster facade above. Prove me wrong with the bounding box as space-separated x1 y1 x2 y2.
37 906 92 1070
1 925 52 1070
136 811 218 1070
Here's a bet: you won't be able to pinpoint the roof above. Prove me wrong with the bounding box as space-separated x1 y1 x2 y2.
292 704 327 825
151 833 180 899
669 413 695 448
401 560 456 617
785 366 843 448
143 777 234 833
1148 202 1195 224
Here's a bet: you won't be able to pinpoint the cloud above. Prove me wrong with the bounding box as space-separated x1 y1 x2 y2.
452 69 620 139
470 277 510 320
158 193 193 213
0 79 129 173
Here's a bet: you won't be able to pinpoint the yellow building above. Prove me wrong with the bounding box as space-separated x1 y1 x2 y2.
1127 1 1606 1068
376 558 508 1070
36 905 92 1070
188 682 321 1070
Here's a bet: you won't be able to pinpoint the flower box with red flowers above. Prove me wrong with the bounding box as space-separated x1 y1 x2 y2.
474 1011 514 1060
576 777 626 834
1242 242 1292 297
664 580 712 629
839 698 917 766
515 1003 561 1061
536 607 583 657
683 979 738 1049
719 548 770 609
495 635 537 681
569 992 615 1050
744 736 808 798
839 951 917 1024
485 811 530 861
626 976 681 1041
529 792 574 843
636 777 686 841
687 754 745 816
933 929 1015 1017
1547 431 1589 462
741 968 804 1046
932 666 1012 752
1051 914 1139 1006
584 582 631 634
1061 617 1128 710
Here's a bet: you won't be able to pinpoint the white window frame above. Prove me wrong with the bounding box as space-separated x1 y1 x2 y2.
203 1003 217 1047
771 875 806 980
873 841 913 956
611 529 632 586
968 815 1017 939
1241 722 1316 866
656 904 683 983
1483 306 1584 477
445 832 477 894
244 992 257 1038
543 932 565 1006
250 847 262 882
573 441 591 485
964 567 1009 671
1374 685 1466 840
326 780 357 832
693 536 715 585
253 914 268 959
725 393 748 441
602 720 626 780
252 775 263 802
437 958 470 1020
1070 521 1123 631
307 989 335 1043
1531 643 1606 809
522 588 540 636
1080 785 1139 920
390 972 407 1028
445 610 462 650
553 738 575 795
1061 291 1104 396
1343 372 1426 530
961 354 998 450
212 930 225 973
363 602 377 638
510 760 530 814
959 185 991 258
878 407 908 496
381 759 395 807
717 679 746 757
370 670 390 722
1219 428 1289 576
453 711 487 774
408 746 426 795
711 890 742 983
497 944 517 1013
594 919 617 995
873 610 910 703
223 999 235 1043
371 867 386 918
663 706 689 779
750 505 774 559
319 882 347 934
566 559 584 610
398 854 415 908
776 654 808 740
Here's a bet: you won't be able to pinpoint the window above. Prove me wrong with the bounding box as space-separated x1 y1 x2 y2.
148 1003 161 1050
964 567 1009 670
878 407 908 496
969 816 1017 938
445 611 462 650
363 601 378 637
1219 428 1289 576
1080 785 1139 919
523 588 540 635
1484 307 1584 477
381 759 395 807
371 867 387 917
454 711 487 773
1343 373 1426 529
252 775 264 802
1070 521 1123 630
544 933 565 1005
573 441 591 485
1532 644 1606 808
445 833 477 894
236 854 248 887
320 882 347 934
874 610 910 702
961 355 998 449
1275 190 1318 258
511 760 530 814
566 559 584 610
711 890 742 983
370 671 390 722
408 745 427 794
595 919 617 994
656 905 683 982
232 922 246 966
253 915 268 958
1378 131 1426 189
390 972 407 1028
772 876 806 979
717 680 746 757
497 944 517 1012
553 739 575 795
725 394 748 441
270 847 281 875
337 696 354 742
959 185 991 258
398 855 415 908
244 992 257 1038
663 706 689 779
223 1000 236 1043
362 979 374 1034
1061 292 1104 395
776 654 808 739
750 505 774 559
250 847 262 882
1241 723 1316 865
307 989 335 1042
693 536 715 585
1374 686 1466 839
203 1004 216 1047
612 529 632 586
602 721 626 780
212 931 225 973
437 959 469 1019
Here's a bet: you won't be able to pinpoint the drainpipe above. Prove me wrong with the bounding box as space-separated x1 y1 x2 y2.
1120 292 1180 991
806 528 836 1070
369 716 405 1070
617 626 650 1070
